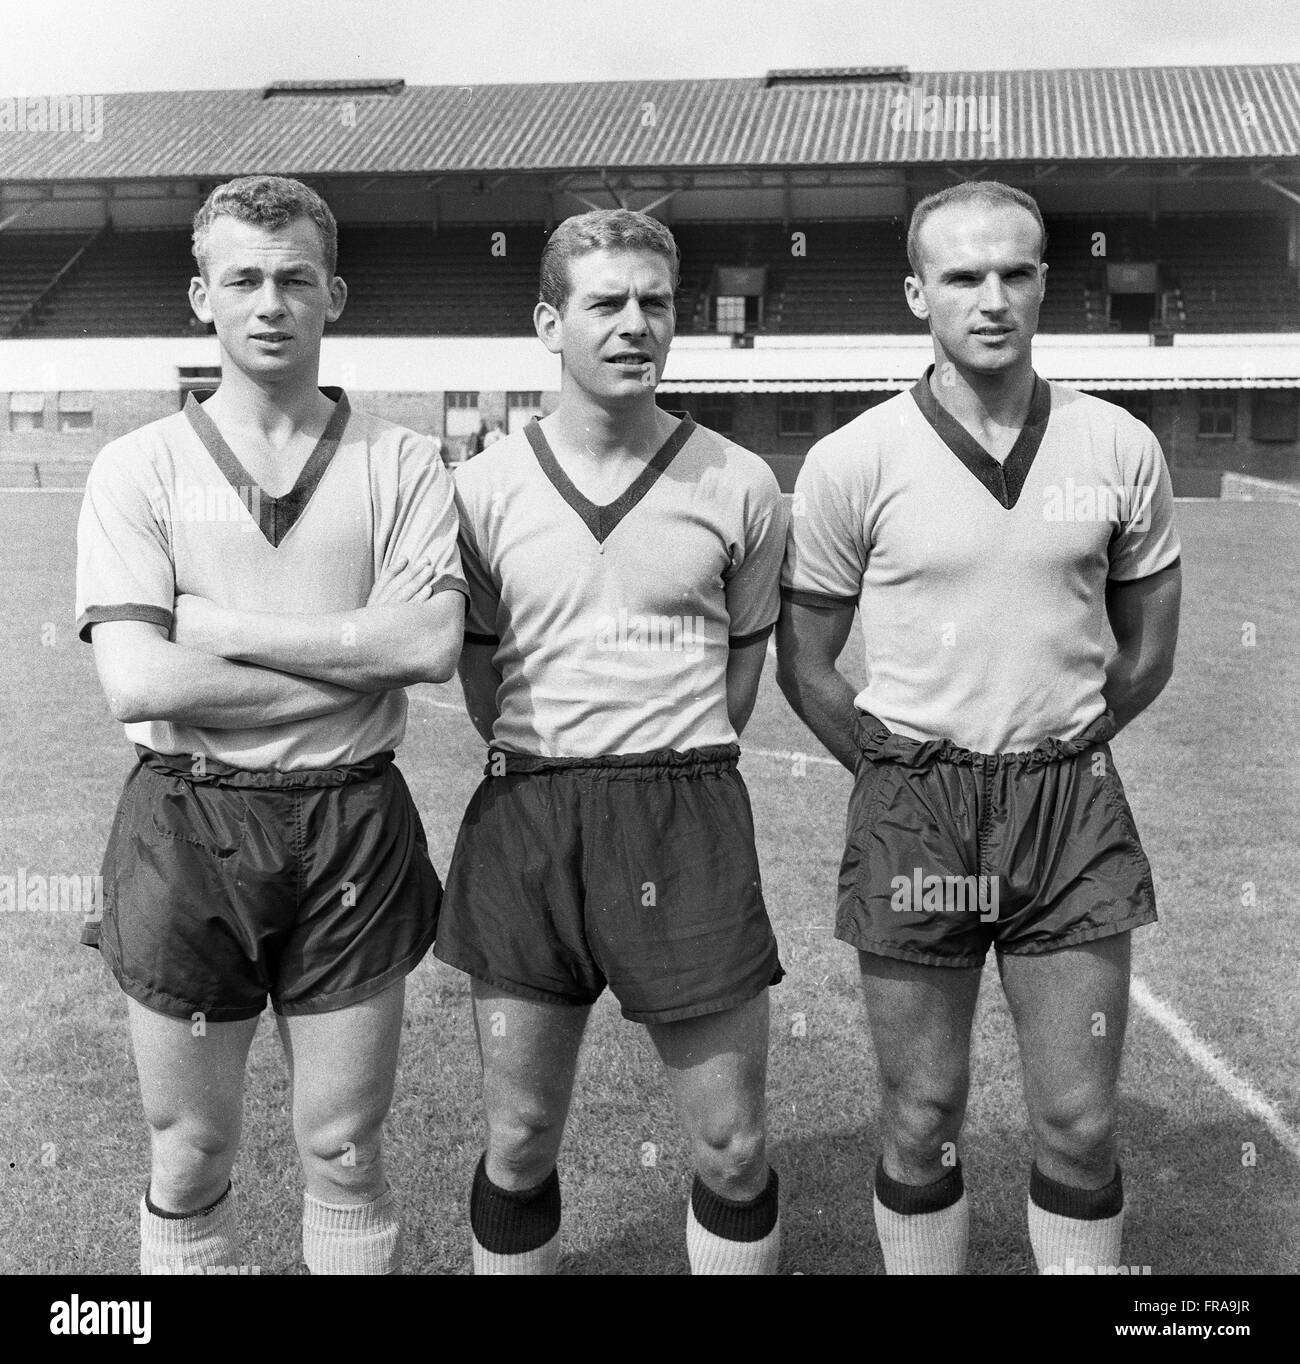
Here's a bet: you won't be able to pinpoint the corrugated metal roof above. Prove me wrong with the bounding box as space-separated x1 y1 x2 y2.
1 65 1298 183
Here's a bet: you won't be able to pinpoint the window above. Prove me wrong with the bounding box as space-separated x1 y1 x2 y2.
778 392 816 437
444 391 481 441
697 394 735 435
1197 392 1236 439
714 296 746 334
506 391 544 432
57 391 93 432
832 392 887 428
1250 390 1299 443
8 392 43 433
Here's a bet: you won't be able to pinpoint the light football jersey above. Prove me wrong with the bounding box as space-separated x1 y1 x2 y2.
455 414 788 757
76 388 468 769
782 369 1181 754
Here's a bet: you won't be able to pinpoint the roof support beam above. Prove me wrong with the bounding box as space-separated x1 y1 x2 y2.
1259 177 1300 209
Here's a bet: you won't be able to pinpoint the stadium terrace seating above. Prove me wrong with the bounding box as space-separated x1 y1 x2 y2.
332 224 546 335
8 215 1298 338
0 231 98 337
15 229 201 337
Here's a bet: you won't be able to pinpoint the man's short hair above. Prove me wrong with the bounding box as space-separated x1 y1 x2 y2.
192 175 338 279
539 209 680 313
907 181 1047 279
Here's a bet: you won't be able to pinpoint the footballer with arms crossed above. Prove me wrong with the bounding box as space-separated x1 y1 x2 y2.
778 182 1181 1274
437 209 788 1274
75 176 467 1273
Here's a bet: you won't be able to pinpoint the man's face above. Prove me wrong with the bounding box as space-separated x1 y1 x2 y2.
535 248 676 404
189 215 346 383
904 202 1046 376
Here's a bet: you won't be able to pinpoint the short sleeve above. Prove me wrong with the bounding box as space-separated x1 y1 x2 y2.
75 447 176 643
1108 428 1181 582
724 470 790 646
452 480 502 644
382 437 469 601
781 440 867 607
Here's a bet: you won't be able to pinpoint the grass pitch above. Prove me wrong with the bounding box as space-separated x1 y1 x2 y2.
1 491 1296 1274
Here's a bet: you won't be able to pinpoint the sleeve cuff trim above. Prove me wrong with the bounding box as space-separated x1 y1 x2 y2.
780 586 859 608
77 603 173 644
430 575 471 599
1107 554 1182 584
728 622 776 648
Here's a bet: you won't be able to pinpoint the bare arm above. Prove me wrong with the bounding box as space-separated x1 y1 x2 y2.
1103 562 1182 734
91 620 364 728
174 590 465 694
457 641 503 745
726 635 770 738
775 598 861 772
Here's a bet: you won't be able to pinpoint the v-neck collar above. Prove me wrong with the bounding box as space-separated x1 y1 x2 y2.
910 366 1051 510
524 413 695 545
184 387 351 548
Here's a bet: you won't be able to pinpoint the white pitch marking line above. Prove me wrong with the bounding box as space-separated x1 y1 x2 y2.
410 695 463 712
744 746 840 767
1130 975 1300 1163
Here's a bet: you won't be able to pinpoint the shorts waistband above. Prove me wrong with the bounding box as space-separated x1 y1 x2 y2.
484 743 740 777
853 712 1117 770
135 745 395 789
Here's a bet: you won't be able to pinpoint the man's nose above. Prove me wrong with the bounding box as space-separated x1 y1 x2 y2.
618 300 649 334
255 282 287 316
978 275 1009 311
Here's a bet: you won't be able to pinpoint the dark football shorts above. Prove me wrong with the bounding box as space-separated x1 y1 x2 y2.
838 711 1156 968
84 746 442 1021
434 744 783 1024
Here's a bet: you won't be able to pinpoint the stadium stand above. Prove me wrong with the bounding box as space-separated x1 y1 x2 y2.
10 213 1296 340
1 64 1297 489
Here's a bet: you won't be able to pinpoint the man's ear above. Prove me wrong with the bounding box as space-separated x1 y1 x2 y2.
535 299 563 355
327 275 348 323
189 274 213 325
904 273 929 321
1037 261 1048 302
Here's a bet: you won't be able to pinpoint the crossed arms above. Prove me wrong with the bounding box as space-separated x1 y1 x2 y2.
92 556 465 729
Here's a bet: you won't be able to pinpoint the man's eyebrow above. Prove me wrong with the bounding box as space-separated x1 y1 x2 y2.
582 288 674 305
937 260 1037 281
217 260 323 280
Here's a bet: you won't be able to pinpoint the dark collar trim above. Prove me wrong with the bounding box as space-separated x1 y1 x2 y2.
184 387 351 548
524 413 695 545
909 366 1051 510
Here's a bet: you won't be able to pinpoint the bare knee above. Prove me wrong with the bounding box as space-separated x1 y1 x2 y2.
297 1112 386 1199
146 1116 239 1212
883 1083 966 1178
691 1112 767 1200
487 1106 565 1190
1032 1089 1116 1176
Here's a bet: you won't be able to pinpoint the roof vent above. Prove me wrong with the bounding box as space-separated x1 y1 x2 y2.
764 67 909 86
262 79 405 98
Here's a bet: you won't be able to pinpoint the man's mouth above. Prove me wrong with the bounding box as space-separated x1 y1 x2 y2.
251 331 292 343
607 351 652 366
972 326 1013 338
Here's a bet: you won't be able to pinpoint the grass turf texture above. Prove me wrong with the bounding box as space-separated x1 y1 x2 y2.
0 491 1296 1274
